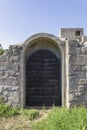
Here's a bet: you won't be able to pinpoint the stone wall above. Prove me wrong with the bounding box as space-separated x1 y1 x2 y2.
0 45 21 106
59 28 83 41
69 40 87 107
0 33 87 108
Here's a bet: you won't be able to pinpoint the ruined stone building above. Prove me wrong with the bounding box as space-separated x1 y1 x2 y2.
0 28 87 108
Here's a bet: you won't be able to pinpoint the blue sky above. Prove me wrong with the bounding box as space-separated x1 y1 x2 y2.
0 0 87 49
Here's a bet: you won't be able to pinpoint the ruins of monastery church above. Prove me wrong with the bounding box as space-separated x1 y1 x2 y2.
0 28 87 108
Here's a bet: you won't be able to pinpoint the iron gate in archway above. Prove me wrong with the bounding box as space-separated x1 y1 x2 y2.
26 49 61 106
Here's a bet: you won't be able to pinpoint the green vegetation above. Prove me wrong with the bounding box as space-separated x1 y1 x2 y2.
0 102 87 130
0 48 4 55
0 102 39 120
33 107 87 130
0 103 19 118
0 102 39 129
20 108 39 120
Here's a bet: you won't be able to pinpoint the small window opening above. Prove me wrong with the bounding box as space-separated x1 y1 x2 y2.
75 31 80 36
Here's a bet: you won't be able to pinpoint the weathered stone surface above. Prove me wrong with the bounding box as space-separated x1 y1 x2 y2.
3 90 9 96
10 56 19 63
0 86 3 94
69 46 76 54
68 40 87 107
68 40 78 47
69 55 87 65
69 65 81 72
82 46 87 55
0 78 11 85
11 86 19 91
0 47 20 106
69 87 87 107
81 65 87 71
69 85 79 93
75 79 87 85
0 31 87 108
69 72 84 78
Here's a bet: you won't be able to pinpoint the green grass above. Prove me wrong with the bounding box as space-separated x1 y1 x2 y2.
0 102 87 130
33 107 87 130
19 108 39 120
0 103 39 120
0 103 19 118
0 102 39 129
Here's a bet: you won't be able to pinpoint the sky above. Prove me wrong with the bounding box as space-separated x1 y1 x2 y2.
0 0 87 49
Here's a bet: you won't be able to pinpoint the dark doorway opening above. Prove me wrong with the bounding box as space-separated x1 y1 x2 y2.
26 49 61 107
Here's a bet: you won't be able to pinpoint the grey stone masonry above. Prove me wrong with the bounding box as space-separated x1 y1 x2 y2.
0 45 21 106
0 28 87 108
68 40 87 107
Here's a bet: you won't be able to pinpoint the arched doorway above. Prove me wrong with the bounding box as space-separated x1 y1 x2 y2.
26 49 61 107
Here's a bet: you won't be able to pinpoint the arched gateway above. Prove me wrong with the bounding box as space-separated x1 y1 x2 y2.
21 33 64 107
1 29 87 108
26 49 61 106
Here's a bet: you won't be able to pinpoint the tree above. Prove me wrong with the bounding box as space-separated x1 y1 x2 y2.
0 44 4 55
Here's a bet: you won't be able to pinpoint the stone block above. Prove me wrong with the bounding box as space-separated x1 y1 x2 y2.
2 96 8 102
69 55 76 65
3 91 9 96
69 65 81 72
12 45 19 56
82 46 87 55
75 56 87 65
69 47 76 55
69 85 79 92
69 93 74 101
11 92 19 103
10 56 19 62
76 48 83 55
69 77 76 89
0 86 3 93
69 55 87 65
68 40 78 47
69 72 84 78
3 85 11 90
81 65 87 71
75 79 87 85
13 81 19 86
0 78 13 86
11 86 19 91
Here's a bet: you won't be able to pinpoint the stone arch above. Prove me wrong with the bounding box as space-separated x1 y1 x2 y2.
20 33 64 107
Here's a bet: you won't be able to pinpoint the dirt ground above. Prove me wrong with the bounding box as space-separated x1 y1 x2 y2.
0 110 49 130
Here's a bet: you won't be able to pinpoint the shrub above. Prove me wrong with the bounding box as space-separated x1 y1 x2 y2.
0 48 4 55
0 102 39 120
33 107 87 130
20 109 39 120
0 103 19 118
